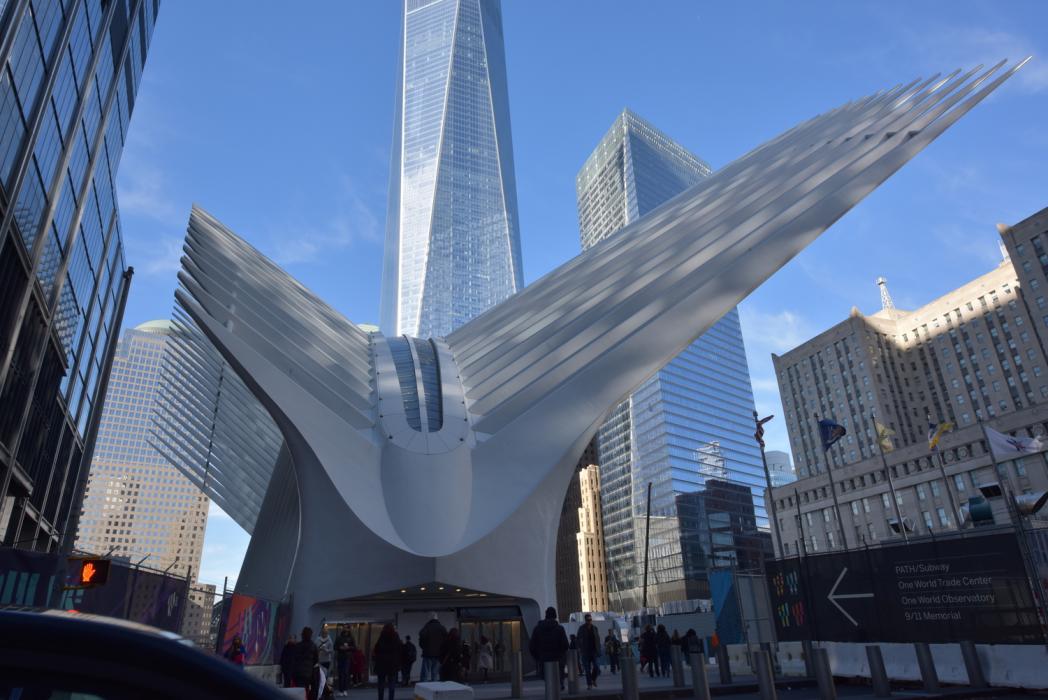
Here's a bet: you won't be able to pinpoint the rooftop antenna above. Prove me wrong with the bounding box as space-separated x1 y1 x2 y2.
877 276 895 311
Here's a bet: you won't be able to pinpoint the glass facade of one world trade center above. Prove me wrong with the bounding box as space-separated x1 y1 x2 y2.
380 0 524 339
577 110 768 610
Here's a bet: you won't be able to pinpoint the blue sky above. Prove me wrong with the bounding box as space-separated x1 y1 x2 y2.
113 1 1048 588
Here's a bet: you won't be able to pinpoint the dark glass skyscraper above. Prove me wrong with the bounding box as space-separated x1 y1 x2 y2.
577 109 766 610
380 0 523 338
0 0 159 551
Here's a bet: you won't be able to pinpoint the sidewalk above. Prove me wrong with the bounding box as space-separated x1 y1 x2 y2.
335 666 1010 700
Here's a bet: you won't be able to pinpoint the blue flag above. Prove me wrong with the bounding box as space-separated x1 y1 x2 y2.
819 419 847 451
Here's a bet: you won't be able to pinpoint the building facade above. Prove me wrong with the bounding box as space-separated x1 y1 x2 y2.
379 0 523 338
770 207 1048 554
75 321 209 579
766 450 796 487
0 0 159 551
577 464 608 612
576 109 766 609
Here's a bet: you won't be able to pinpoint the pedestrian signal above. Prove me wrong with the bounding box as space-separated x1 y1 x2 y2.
70 557 110 588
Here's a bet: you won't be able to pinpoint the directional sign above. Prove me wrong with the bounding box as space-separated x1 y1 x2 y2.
826 567 874 626
767 531 1043 644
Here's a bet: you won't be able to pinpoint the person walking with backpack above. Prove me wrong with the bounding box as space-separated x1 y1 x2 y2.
401 635 417 687
418 613 447 682
528 607 569 690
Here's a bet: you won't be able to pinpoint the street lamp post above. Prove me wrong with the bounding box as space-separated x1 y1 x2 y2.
753 411 785 558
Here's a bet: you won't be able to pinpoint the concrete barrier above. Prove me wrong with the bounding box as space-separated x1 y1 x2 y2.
415 681 474 700
820 642 1048 689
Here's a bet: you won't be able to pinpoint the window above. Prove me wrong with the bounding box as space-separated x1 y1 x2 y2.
917 484 927 500
931 480 941 497
851 501 860 516
923 511 935 530
882 493 892 510
1016 459 1027 476
936 507 951 527
827 531 836 548
955 474 966 492
810 535 819 552
867 523 877 541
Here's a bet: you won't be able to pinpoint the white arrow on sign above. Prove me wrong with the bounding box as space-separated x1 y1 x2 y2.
828 567 874 627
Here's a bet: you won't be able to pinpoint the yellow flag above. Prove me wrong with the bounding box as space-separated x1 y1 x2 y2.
875 421 895 453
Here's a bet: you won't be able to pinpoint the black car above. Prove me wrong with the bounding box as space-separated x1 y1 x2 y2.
0 610 289 699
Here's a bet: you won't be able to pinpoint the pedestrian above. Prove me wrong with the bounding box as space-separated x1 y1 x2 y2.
318 627 334 676
528 606 568 690
683 629 703 665
494 639 505 672
351 645 366 686
477 635 494 683
335 629 354 697
280 635 298 687
604 630 621 674
373 623 403 700
460 640 472 682
293 627 320 700
639 625 657 678
440 628 464 682
401 634 417 687
656 624 672 678
418 613 448 683
577 613 601 689
224 635 246 667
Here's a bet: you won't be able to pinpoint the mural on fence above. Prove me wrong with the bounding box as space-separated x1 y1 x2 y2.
219 593 291 665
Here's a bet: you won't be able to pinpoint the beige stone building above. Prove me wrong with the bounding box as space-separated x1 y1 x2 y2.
182 583 217 648
75 321 209 579
770 206 1048 556
576 465 609 611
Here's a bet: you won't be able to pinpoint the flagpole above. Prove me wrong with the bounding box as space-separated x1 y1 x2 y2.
872 414 908 543
928 417 963 529
794 488 807 557
814 413 850 551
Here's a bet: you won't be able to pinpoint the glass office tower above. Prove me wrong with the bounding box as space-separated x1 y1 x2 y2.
577 109 766 610
0 0 159 550
380 0 524 338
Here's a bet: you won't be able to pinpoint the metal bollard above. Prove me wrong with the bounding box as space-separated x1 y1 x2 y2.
812 647 836 700
913 642 939 692
755 650 777 700
511 651 523 698
959 641 986 689
801 640 815 678
715 644 732 684
567 649 580 695
865 646 890 698
620 649 639 700
544 661 562 700
671 645 685 687
690 653 711 700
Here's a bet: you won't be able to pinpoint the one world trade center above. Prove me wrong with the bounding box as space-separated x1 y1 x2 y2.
380 0 524 338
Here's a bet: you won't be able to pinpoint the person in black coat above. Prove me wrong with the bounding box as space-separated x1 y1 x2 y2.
373 623 403 700
576 614 601 689
639 625 657 678
401 634 417 687
529 607 568 689
293 627 320 699
280 635 298 687
418 614 448 682
440 628 464 682
655 624 672 678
